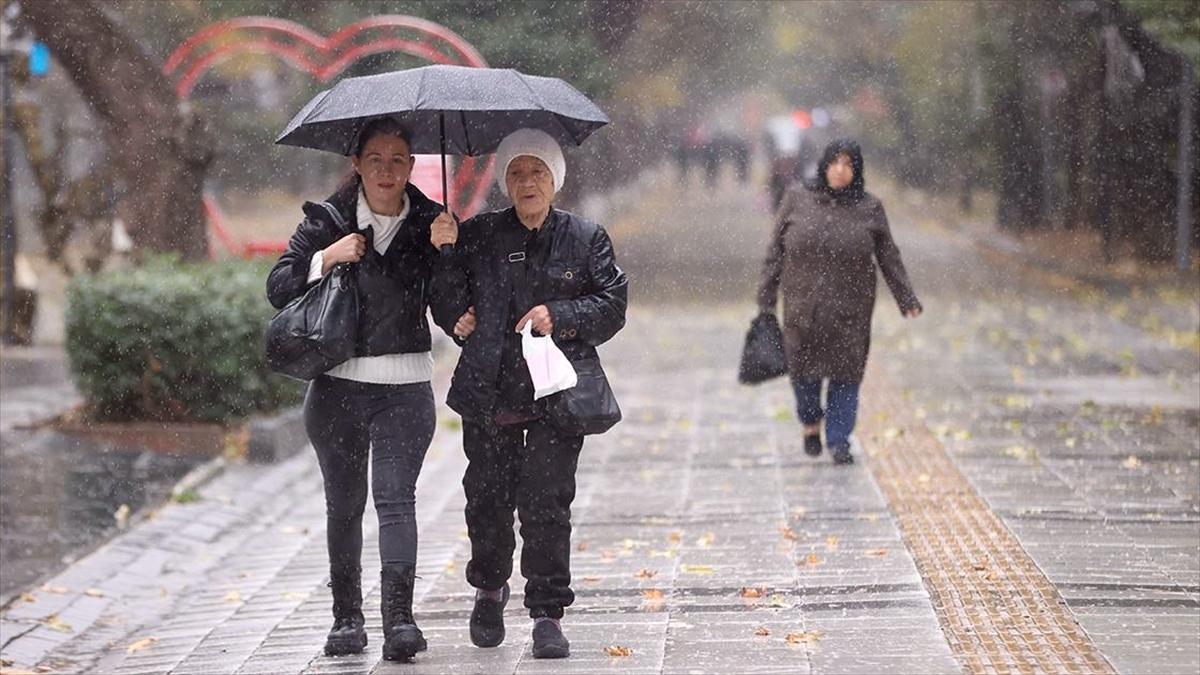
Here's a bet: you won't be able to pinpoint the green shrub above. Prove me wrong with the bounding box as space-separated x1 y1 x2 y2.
66 257 303 423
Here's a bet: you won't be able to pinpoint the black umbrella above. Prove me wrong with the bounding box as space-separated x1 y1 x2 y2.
276 65 609 217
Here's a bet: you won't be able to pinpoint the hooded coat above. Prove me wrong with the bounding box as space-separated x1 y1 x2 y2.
757 140 921 382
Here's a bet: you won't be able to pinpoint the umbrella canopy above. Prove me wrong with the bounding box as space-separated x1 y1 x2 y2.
275 65 609 157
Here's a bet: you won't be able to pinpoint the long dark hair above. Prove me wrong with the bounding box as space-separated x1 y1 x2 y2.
335 117 415 197
809 138 865 205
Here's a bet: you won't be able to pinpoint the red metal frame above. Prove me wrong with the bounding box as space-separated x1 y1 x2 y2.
163 16 493 258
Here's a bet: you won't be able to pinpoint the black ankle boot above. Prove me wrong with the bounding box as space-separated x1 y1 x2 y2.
324 567 367 656
803 433 823 457
381 565 426 661
469 583 510 647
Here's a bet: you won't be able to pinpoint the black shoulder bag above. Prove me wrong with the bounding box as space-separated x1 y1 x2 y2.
265 203 359 381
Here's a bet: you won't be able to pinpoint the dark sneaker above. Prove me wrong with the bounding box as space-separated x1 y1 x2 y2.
531 618 570 659
470 583 509 648
831 445 854 465
804 433 822 457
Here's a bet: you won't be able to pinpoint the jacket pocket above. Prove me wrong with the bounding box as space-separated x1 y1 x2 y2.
543 262 585 298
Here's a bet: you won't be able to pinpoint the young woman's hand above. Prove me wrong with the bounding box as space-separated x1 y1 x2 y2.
516 305 553 335
454 306 477 339
322 233 367 273
430 211 459 248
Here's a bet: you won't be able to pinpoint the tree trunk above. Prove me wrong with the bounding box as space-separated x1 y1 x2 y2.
21 0 213 261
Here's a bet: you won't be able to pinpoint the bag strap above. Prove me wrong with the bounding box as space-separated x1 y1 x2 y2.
317 201 351 235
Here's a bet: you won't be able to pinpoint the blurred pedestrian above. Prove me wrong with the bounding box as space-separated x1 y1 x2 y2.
757 138 922 464
267 117 455 660
430 128 628 659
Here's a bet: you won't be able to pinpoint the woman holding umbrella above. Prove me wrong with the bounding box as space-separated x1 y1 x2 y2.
758 138 922 465
430 128 627 659
267 117 456 660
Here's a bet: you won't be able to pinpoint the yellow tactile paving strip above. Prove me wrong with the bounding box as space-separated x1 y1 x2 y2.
861 365 1116 675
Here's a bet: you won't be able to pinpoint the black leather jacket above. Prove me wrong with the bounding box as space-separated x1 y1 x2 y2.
266 181 443 357
430 207 628 420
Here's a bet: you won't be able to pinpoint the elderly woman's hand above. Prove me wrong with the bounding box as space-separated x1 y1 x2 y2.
430 211 458 248
454 306 476 339
516 305 553 336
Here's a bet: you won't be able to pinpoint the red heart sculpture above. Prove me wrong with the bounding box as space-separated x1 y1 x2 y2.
163 15 494 256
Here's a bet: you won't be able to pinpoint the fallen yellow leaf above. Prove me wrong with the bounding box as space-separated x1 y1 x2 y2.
576 541 589 551
126 637 158 654
754 626 771 636
804 553 822 567
863 548 890 558
39 584 68 595
581 575 602 582
825 536 839 550
695 533 715 547
739 586 766 598
1122 455 1142 469
605 645 633 657
780 527 799 541
785 631 822 644
680 564 714 575
642 588 665 600
223 590 242 603
634 568 658 579
42 615 73 633
84 588 106 598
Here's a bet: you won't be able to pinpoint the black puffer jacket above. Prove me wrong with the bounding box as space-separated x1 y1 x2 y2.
430 207 627 420
266 180 443 357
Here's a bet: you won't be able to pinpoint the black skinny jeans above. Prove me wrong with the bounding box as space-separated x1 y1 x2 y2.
462 418 584 619
304 376 435 573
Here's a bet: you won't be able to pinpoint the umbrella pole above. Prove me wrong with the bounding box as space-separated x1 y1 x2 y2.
439 112 452 255
440 112 448 211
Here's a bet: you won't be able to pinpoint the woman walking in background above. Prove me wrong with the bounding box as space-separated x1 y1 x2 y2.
758 138 922 465
267 117 456 661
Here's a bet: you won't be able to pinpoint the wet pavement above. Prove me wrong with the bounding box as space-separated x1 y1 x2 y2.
0 347 201 604
1 166 1197 673
870 187 1200 674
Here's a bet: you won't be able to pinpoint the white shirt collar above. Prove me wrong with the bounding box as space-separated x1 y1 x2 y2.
357 187 410 231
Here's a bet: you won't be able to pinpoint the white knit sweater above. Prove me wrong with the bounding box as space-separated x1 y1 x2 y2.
306 189 433 385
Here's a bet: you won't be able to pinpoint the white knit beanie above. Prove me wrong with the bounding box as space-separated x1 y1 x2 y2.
495 128 566 197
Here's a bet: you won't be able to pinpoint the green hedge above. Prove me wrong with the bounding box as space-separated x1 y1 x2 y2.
65 257 303 423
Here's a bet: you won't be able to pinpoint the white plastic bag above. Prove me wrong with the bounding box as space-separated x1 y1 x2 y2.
521 321 577 400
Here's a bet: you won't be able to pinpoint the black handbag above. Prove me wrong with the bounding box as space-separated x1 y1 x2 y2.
546 356 622 435
265 263 359 381
738 312 788 384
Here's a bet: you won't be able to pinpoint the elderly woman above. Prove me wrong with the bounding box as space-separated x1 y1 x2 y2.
268 117 456 661
758 138 922 465
430 128 627 659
